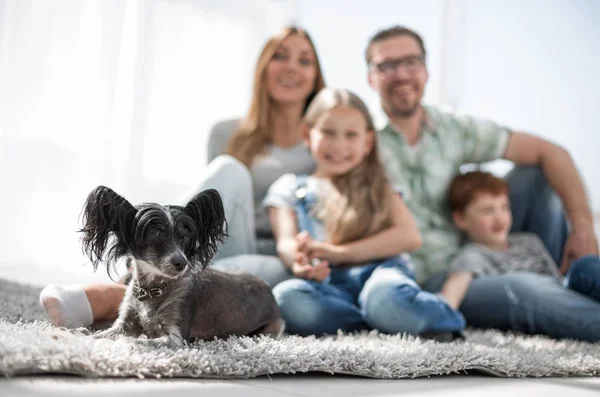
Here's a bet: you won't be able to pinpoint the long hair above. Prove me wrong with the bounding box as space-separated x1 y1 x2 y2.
303 88 392 245
226 26 326 168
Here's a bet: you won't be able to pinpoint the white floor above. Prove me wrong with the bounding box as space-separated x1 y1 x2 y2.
1 374 600 397
1 218 599 396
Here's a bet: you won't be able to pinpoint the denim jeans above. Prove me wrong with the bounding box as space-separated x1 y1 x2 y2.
273 255 465 336
425 255 600 342
423 166 600 342
506 165 569 265
563 255 600 302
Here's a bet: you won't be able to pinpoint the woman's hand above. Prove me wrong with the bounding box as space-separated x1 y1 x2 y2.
291 251 331 281
296 231 345 265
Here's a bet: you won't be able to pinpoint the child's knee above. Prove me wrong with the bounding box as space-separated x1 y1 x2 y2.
272 279 323 335
567 255 600 286
570 255 599 275
363 297 428 335
361 283 429 334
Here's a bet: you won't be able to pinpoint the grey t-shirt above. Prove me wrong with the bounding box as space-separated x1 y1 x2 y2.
207 119 316 238
449 232 563 280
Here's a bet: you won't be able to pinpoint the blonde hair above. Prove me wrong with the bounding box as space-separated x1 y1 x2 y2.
226 26 326 168
304 88 393 245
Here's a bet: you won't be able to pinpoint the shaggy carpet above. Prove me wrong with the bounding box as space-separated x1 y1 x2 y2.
0 277 599 379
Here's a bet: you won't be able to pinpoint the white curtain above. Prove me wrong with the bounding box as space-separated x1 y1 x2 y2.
0 0 295 284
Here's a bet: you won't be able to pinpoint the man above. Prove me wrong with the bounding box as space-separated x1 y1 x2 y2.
366 25 600 341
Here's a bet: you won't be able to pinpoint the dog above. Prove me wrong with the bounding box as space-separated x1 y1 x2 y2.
80 185 285 348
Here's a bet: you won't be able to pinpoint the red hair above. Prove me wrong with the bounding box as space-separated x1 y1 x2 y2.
448 171 508 213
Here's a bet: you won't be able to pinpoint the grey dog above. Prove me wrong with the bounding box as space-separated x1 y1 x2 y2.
79 185 285 348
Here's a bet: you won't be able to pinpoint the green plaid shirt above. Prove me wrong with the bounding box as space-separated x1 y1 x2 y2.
375 105 511 283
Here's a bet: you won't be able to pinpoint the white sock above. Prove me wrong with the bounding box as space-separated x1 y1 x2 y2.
39 285 94 328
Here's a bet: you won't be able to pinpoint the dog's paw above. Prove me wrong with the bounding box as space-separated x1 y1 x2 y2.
91 328 124 341
74 326 92 336
138 334 186 350
48 327 74 341
260 318 286 339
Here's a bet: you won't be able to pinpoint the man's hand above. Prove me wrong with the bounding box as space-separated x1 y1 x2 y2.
296 231 344 264
560 227 599 273
503 133 597 274
291 251 330 281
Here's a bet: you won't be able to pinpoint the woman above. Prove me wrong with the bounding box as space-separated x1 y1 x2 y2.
40 26 327 329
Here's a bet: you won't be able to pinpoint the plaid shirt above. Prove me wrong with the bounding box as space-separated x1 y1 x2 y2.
375 104 511 283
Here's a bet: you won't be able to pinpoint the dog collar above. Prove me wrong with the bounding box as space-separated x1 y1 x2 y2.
134 282 167 301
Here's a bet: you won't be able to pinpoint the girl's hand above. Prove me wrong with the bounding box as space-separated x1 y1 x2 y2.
292 251 331 281
296 231 344 265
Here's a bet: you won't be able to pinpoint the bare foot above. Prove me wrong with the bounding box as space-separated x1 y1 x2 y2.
84 284 127 322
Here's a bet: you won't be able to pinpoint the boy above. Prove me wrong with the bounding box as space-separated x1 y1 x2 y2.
440 170 600 310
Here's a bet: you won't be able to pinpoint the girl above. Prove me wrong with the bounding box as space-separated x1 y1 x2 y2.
263 88 466 338
39 26 326 329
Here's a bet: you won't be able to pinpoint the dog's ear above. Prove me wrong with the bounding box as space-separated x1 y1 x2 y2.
79 185 137 273
184 189 227 267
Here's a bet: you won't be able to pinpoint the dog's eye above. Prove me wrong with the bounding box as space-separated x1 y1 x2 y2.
181 234 190 241
149 229 164 238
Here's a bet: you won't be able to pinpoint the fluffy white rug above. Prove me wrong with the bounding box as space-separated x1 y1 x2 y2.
1 277 599 379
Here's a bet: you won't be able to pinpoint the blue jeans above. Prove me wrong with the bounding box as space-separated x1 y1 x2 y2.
424 166 600 342
425 255 600 342
563 255 600 302
506 165 569 265
273 255 466 336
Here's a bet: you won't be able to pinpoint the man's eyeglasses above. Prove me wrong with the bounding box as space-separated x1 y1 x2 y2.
370 55 425 75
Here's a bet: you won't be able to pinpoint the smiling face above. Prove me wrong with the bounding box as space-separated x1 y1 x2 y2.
453 192 513 249
368 35 428 117
265 34 318 106
304 105 373 177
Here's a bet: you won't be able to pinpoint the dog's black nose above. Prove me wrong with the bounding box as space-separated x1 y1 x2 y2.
171 254 187 271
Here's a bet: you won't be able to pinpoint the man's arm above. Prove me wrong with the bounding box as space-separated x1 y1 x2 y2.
503 132 598 270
